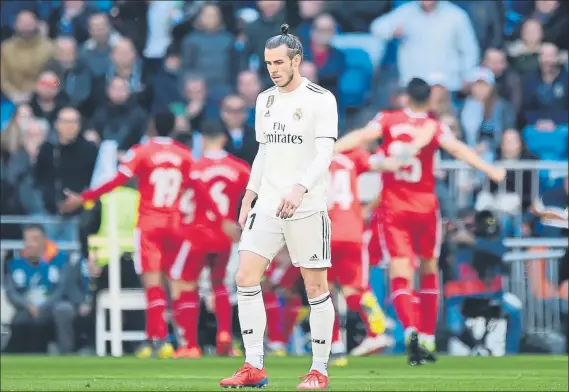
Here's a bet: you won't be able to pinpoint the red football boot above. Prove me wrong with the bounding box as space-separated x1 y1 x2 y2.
296 370 329 390
220 363 268 389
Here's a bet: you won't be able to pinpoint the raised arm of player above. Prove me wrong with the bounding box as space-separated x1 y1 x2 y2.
277 92 338 219
438 127 506 184
334 113 384 154
59 146 141 213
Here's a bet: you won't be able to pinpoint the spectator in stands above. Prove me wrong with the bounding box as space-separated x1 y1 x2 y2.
531 0 568 50
236 70 261 127
303 13 345 95
0 104 33 162
107 38 151 110
295 0 325 43
454 1 504 53
86 77 148 154
477 130 537 229
181 2 237 100
244 0 286 87
299 61 319 84
459 67 516 161
44 36 94 117
80 13 121 80
150 44 183 114
507 18 543 76
522 42 568 127
28 70 68 126
108 0 148 56
142 1 183 79
67 253 94 353
35 107 98 242
5 118 49 215
217 94 257 165
46 0 95 45
5 224 76 354
370 0 479 95
483 48 523 118
427 72 456 117
174 74 215 134
326 0 391 34
0 10 53 104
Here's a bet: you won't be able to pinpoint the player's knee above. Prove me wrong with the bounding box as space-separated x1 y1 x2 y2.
420 258 438 274
340 285 359 298
304 282 329 299
142 272 163 289
170 280 198 300
389 257 413 280
235 252 267 287
235 268 261 287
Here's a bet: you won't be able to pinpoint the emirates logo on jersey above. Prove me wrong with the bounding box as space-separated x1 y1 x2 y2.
266 122 304 144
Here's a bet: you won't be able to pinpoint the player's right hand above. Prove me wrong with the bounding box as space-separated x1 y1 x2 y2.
222 219 242 242
488 167 506 183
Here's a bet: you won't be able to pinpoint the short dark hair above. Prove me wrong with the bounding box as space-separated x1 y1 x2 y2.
265 23 303 60
173 131 193 149
23 224 46 235
154 110 176 137
406 77 431 105
201 121 227 140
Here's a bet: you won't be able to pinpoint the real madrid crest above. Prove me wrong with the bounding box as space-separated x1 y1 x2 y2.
266 95 274 108
293 108 303 120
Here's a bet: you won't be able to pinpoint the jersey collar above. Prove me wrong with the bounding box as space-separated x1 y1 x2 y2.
151 137 172 144
203 150 228 160
276 77 308 95
403 108 428 118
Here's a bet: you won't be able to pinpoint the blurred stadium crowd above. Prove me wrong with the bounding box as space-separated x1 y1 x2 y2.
0 0 567 356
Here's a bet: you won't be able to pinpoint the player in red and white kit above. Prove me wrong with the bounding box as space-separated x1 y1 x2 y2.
334 78 505 365
59 112 227 359
327 149 391 363
167 125 250 358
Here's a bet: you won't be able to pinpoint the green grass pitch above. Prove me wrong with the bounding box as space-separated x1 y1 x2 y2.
1 355 567 391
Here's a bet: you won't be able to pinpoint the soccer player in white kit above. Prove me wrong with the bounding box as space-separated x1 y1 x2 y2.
220 24 337 390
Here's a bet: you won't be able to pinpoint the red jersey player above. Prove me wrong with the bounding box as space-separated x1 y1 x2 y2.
59 111 227 359
167 126 250 358
334 78 505 366
327 149 391 362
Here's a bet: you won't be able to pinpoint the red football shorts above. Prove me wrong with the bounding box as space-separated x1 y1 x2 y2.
133 226 177 275
377 207 442 261
167 238 231 282
328 241 368 290
265 262 300 290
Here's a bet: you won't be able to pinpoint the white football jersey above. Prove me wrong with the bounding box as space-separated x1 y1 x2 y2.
254 77 338 219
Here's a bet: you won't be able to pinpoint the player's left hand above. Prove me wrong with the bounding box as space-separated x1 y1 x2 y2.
59 189 84 214
277 185 306 219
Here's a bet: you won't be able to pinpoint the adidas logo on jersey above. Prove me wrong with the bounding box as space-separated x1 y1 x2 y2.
309 254 319 261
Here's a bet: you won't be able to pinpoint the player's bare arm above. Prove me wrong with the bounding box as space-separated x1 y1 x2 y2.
59 171 130 213
240 143 266 228
368 153 404 173
334 121 382 154
439 136 506 183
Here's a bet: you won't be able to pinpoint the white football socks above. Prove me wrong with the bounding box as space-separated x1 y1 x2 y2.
308 292 335 376
237 285 266 370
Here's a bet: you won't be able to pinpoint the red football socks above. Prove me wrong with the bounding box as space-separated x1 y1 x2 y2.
264 290 284 344
283 295 301 344
213 285 232 335
412 290 422 333
346 293 377 338
173 290 200 348
145 286 168 340
419 273 439 336
390 277 416 330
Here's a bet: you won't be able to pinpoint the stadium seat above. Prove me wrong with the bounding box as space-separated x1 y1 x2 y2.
523 124 569 161
0 288 15 325
95 288 146 357
331 33 385 70
341 47 374 77
339 69 370 107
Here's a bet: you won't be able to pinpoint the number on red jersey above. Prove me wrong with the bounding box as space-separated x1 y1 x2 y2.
210 181 230 216
179 188 196 224
149 167 183 207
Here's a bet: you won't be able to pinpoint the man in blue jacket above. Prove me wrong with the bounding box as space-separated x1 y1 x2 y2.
5 224 76 354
